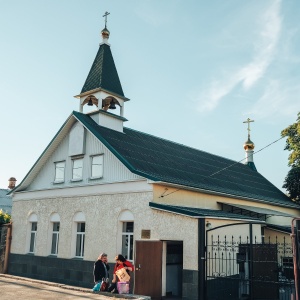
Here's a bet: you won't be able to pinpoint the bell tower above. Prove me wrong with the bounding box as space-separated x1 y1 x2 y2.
74 12 129 132
243 118 257 171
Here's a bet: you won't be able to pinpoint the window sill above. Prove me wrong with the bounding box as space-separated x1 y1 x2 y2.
89 176 103 181
26 253 35 256
72 257 84 260
71 179 83 182
53 181 64 184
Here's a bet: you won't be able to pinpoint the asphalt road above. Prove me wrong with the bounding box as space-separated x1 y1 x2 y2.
0 275 148 300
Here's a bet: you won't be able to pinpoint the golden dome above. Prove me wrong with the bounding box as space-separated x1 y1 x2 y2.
101 27 110 39
244 138 255 150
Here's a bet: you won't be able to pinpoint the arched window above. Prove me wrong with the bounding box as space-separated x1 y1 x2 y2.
73 212 86 258
119 210 134 261
50 213 60 255
28 213 38 254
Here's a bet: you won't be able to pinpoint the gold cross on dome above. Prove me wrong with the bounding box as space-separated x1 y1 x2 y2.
103 11 110 28
243 118 254 138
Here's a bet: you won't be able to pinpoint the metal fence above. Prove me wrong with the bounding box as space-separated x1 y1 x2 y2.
206 223 295 300
0 225 8 273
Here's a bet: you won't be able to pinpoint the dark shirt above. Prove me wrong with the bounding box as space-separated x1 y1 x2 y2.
94 260 110 282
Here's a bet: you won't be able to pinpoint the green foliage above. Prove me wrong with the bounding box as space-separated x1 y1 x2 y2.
281 112 300 167
283 166 300 202
282 112 300 201
0 209 11 224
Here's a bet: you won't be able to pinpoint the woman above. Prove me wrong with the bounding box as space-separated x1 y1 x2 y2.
93 253 110 291
108 254 134 293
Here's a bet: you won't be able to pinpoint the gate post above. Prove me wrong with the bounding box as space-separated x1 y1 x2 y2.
249 223 253 300
3 222 12 274
198 218 205 300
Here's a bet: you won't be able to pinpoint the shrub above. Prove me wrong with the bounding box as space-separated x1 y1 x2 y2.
0 209 11 224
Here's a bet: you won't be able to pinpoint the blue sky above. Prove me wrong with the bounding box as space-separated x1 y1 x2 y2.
0 0 299 192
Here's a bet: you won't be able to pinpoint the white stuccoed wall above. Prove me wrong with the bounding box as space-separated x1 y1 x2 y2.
11 189 198 270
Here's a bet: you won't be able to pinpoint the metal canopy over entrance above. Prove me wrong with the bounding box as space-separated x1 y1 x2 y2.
219 202 293 220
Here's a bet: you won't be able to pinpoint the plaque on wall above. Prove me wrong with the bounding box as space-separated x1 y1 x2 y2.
141 229 151 239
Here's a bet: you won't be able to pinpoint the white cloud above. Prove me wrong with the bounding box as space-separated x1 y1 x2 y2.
246 79 300 120
196 0 282 112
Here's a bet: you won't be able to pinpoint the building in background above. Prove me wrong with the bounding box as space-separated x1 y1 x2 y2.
0 178 16 215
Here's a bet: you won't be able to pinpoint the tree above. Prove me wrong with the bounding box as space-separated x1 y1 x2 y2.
281 112 300 202
282 166 300 202
0 209 11 224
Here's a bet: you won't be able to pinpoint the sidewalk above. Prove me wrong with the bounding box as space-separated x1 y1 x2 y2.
0 274 150 300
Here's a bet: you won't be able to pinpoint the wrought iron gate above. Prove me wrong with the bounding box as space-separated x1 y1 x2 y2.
205 223 295 300
0 225 8 273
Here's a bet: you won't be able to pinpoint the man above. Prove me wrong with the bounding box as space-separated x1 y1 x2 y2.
93 253 110 288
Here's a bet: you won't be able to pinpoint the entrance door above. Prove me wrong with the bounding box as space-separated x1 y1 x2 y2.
134 241 163 298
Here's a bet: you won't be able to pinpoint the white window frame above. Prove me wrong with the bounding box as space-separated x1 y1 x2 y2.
72 157 83 181
49 213 60 256
72 212 86 258
54 161 65 183
51 222 60 256
122 221 134 261
75 222 85 258
90 154 104 179
28 221 37 254
118 210 134 262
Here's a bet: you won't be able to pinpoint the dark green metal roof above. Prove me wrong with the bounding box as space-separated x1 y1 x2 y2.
81 43 124 96
265 224 291 234
149 202 261 220
246 161 257 172
73 111 299 209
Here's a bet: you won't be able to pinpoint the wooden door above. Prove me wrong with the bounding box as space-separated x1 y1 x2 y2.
134 240 163 298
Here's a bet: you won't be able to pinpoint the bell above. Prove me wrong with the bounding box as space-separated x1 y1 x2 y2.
109 101 116 109
87 99 93 106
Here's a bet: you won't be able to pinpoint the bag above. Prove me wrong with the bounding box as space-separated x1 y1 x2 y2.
115 267 131 282
92 282 101 292
100 278 109 291
117 281 130 294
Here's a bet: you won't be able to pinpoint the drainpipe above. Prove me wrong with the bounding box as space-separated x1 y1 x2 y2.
291 218 300 300
3 222 12 274
249 223 253 300
198 218 205 299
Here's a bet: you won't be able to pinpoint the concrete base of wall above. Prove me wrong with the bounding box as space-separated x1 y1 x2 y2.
8 254 105 288
182 269 198 300
9 254 198 299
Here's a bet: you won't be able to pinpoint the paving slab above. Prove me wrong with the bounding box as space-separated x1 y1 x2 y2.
0 274 150 300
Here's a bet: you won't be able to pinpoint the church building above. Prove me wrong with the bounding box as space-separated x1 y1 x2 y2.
8 17 299 300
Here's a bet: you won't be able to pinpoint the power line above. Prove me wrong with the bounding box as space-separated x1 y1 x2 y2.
159 135 286 198
208 135 286 178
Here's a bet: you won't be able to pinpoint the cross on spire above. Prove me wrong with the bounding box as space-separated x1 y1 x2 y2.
103 11 110 28
243 118 254 139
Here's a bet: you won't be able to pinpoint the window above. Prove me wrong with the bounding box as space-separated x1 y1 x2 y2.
91 155 103 178
75 222 85 258
122 222 134 261
51 222 60 255
72 158 83 180
29 222 37 254
54 161 65 182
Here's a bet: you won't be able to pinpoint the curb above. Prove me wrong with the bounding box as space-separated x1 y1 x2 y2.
0 274 150 299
